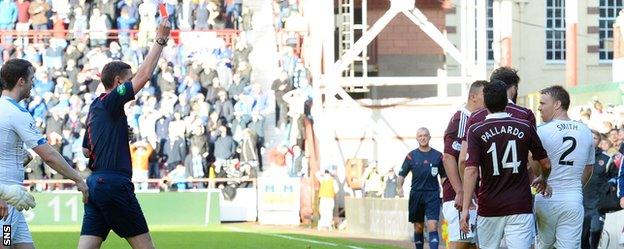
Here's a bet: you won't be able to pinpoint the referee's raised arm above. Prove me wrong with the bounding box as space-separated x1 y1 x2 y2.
131 20 171 94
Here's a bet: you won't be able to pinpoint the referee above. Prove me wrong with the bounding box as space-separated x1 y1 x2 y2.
398 127 444 249
78 21 170 249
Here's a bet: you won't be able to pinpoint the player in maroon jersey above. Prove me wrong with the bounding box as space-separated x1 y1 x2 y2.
459 80 551 249
457 67 537 189
441 80 487 248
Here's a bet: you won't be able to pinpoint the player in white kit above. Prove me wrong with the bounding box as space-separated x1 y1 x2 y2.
534 86 594 249
0 59 88 248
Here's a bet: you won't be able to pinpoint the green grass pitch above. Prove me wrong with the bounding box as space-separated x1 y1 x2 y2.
29 225 403 249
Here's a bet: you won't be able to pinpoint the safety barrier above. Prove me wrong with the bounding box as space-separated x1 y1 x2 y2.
0 29 240 46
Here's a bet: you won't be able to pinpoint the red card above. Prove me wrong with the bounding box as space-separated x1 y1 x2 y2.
159 3 168 18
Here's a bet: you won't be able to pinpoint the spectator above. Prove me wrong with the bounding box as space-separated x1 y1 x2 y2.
28 0 50 32
226 0 242 29
240 5 253 32
206 77 224 104
130 140 153 190
600 138 617 156
50 13 67 49
163 132 187 172
166 164 188 191
228 73 247 103
194 0 210 30
137 0 157 46
237 60 252 81
582 131 619 249
0 0 18 45
96 0 116 22
184 146 208 180
177 0 194 30
34 71 55 94
233 38 252 69
51 0 70 20
249 83 268 114
238 128 258 165
248 112 265 170
207 1 220 29
214 125 237 170
189 124 208 156
362 161 383 198
117 7 138 48
89 8 111 47
119 0 140 23
15 0 30 47
288 145 304 177
383 168 398 198
316 169 338 230
214 90 235 123
272 71 293 129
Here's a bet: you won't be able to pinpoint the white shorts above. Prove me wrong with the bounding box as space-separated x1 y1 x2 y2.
442 201 476 243
477 213 534 249
0 205 33 245
535 196 583 249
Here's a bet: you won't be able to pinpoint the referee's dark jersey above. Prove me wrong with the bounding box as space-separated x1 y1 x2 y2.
399 148 444 191
83 82 135 177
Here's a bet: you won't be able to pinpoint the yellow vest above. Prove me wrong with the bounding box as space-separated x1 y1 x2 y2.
319 177 335 198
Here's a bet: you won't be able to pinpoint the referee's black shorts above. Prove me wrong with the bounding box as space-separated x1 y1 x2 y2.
81 171 149 240
408 190 441 223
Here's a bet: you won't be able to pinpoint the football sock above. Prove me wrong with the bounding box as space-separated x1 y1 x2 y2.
414 232 423 249
429 231 439 249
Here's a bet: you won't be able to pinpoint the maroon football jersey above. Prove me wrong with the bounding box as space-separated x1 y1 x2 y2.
466 113 547 217
442 108 471 202
461 102 536 141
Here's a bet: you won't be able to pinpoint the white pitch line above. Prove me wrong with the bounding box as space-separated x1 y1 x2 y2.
226 226 365 249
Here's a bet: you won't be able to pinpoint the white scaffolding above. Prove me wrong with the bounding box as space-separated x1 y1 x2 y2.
309 0 488 167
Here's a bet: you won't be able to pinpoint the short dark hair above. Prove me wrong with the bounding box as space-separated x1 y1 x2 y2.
100 61 132 90
484 80 508 113
490 67 519 89
468 80 488 95
540 85 570 111
0 59 33 91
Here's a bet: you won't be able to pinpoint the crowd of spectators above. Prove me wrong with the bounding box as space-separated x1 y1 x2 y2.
0 0 268 193
0 0 318 195
0 0 250 42
261 0 313 179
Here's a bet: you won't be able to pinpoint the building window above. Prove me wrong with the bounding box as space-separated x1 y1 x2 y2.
599 0 624 61
487 0 494 61
545 0 566 62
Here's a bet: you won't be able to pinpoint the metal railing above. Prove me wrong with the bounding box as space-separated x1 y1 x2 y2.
24 177 256 191
0 29 240 46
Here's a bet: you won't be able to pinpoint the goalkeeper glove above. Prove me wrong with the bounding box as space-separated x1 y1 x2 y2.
0 185 36 211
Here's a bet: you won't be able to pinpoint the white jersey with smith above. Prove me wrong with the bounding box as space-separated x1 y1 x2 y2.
0 96 46 185
537 119 594 202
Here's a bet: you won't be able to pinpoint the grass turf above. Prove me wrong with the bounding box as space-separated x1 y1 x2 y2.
30 225 403 249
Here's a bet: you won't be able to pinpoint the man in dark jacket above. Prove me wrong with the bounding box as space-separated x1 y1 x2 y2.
214 90 235 123
582 132 620 249
271 71 293 128
164 133 187 172
214 125 237 172
184 146 208 189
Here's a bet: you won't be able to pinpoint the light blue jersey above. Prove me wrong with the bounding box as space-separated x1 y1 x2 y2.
0 96 46 185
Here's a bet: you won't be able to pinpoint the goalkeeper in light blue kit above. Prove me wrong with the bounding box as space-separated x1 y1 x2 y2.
0 58 89 249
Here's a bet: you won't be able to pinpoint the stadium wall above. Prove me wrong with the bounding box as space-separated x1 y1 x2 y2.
25 191 221 226
344 197 412 240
